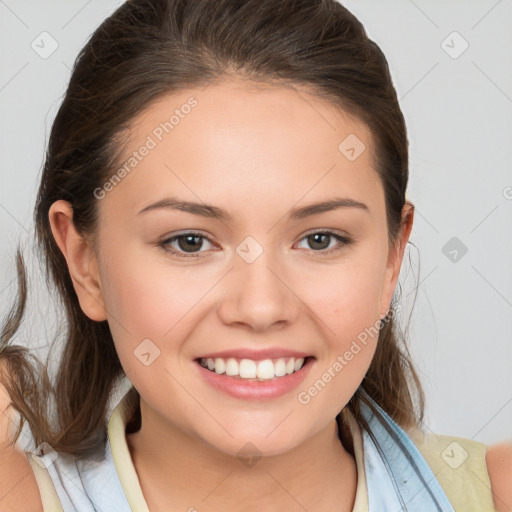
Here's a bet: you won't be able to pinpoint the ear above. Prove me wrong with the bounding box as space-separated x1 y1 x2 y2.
379 201 414 318
48 200 107 322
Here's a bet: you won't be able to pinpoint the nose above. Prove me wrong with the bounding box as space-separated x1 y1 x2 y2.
216 245 301 333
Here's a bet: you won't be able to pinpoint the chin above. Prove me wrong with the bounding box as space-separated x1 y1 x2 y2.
199 430 305 461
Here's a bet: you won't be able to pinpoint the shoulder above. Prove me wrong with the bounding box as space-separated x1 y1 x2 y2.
0 444 44 511
0 374 43 510
486 440 512 512
406 427 501 510
0 381 43 511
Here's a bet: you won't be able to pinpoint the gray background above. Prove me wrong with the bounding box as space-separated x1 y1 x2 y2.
0 0 511 449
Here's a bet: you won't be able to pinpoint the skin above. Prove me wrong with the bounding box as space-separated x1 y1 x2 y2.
48 77 415 511
486 442 512 512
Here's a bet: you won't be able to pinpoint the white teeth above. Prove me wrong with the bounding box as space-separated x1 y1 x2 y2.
239 359 257 378
274 358 287 377
256 359 274 379
199 356 307 380
214 358 226 374
225 358 238 376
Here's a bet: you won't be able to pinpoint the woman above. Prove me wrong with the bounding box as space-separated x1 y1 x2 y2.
1 0 510 510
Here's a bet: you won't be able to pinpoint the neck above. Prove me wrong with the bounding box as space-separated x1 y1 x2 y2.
126 396 358 512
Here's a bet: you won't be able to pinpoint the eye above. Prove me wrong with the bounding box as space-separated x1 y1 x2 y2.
295 230 352 255
157 229 352 259
158 231 214 258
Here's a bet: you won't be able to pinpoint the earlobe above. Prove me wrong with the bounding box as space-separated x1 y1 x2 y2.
48 200 107 322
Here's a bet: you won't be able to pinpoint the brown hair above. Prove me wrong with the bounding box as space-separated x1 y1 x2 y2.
0 0 424 460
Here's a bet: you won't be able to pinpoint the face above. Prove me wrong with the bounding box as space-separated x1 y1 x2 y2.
59 79 411 458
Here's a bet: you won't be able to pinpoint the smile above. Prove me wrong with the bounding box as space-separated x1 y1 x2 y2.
194 356 315 400
198 356 308 381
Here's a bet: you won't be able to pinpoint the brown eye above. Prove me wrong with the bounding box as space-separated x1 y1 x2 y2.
175 234 204 252
158 232 213 258
296 231 352 255
306 233 331 250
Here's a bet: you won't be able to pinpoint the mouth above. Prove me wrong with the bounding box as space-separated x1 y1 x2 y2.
195 355 314 382
194 354 315 400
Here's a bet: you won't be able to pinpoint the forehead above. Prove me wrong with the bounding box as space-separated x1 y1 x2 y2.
123 78 375 160
100 79 382 221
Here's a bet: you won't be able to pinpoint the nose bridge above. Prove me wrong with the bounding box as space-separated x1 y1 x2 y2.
218 235 299 330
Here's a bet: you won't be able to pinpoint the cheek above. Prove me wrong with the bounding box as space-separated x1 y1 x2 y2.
297 246 386 400
103 269 184 334
98 242 179 341
296 261 385 412
305 252 387 336
98 256 206 387
98 240 219 354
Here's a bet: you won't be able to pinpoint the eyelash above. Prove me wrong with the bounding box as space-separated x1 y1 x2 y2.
157 230 353 259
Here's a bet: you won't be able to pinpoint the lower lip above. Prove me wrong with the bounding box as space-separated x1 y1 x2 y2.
194 357 314 401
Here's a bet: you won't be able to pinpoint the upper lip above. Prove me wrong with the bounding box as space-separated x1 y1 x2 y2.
196 348 313 361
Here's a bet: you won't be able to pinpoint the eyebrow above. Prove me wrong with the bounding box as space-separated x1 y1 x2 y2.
137 196 369 221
